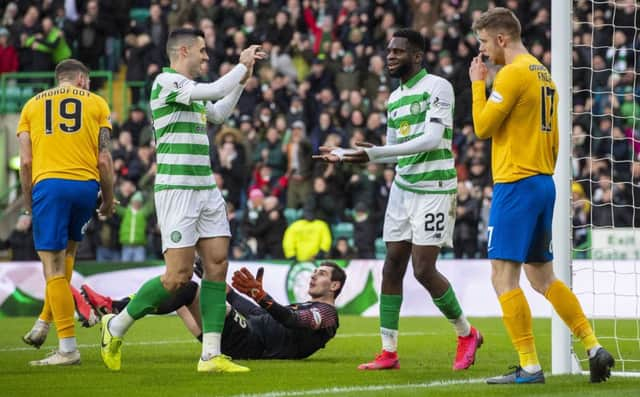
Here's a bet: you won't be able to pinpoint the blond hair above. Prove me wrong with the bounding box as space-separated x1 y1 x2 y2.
472 7 522 39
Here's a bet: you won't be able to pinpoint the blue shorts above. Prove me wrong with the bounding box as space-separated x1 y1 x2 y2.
487 175 554 263
32 178 99 251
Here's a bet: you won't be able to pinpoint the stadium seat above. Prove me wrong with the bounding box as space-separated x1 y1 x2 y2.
1 86 21 113
375 238 386 259
284 208 301 225
332 222 354 240
129 8 150 23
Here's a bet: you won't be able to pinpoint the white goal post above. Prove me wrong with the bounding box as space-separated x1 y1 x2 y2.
553 0 640 377
551 0 574 375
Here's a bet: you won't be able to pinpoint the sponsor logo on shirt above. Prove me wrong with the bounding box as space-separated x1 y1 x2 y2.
489 90 504 103
399 121 411 136
433 96 451 109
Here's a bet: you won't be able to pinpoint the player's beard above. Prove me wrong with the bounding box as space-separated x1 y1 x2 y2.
389 62 411 79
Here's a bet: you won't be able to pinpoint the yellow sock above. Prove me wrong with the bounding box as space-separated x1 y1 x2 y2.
39 256 74 323
47 275 75 339
499 288 540 368
545 279 599 351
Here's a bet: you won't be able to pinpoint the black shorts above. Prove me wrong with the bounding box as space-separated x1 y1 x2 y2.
221 308 264 359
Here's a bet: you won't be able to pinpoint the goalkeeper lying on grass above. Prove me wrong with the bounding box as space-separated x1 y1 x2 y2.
70 261 346 360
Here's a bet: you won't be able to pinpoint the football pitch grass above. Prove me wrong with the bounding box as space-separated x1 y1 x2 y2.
1 316 638 397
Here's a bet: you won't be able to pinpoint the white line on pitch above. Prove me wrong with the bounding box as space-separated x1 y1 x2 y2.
225 378 487 397
0 332 437 352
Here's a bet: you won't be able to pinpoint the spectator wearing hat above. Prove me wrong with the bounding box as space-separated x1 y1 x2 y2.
286 120 313 209
0 27 18 74
283 203 332 262
241 188 265 255
116 191 155 262
120 106 151 146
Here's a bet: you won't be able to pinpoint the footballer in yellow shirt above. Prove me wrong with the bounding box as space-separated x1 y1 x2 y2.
470 7 613 385
17 59 115 366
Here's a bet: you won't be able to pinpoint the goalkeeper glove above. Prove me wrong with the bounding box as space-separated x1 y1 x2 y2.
231 267 266 302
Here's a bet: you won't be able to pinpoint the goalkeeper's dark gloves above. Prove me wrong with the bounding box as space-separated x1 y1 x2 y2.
231 267 266 302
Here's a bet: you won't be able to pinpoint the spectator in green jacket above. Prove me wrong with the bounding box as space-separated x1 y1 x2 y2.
116 191 154 262
41 16 71 64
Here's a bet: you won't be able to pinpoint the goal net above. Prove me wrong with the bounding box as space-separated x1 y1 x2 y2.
570 0 640 375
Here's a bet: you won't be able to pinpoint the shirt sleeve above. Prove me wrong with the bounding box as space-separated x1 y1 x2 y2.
425 79 454 128
16 100 32 135
258 296 338 330
205 85 244 124
96 96 112 130
472 65 522 139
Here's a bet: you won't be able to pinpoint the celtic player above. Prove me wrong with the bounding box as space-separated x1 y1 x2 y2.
99 28 265 373
316 29 482 371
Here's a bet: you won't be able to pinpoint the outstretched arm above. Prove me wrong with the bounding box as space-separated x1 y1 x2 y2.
364 120 446 161
189 64 247 102
204 85 244 124
231 267 336 329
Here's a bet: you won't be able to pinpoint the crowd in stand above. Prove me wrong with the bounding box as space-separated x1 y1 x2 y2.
1 0 638 262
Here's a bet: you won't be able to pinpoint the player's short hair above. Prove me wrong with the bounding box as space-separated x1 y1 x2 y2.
166 28 205 58
320 261 347 299
55 59 89 81
392 29 426 53
472 7 522 39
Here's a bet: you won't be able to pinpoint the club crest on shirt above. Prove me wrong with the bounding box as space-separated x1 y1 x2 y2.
171 231 182 243
410 101 421 115
399 121 411 136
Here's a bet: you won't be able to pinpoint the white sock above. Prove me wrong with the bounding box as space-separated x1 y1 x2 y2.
201 332 221 360
108 308 135 337
450 315 471 337
59 337 77 353
523 364 542 373
381 327 398 353
588 345 603 358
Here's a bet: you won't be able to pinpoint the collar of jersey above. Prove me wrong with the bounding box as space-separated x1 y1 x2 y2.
402 68 427 90
162 67 178 73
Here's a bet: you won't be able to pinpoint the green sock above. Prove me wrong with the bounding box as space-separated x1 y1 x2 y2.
380 294 402 330
125 276 172 320
433 286 463 320
200 280 226 333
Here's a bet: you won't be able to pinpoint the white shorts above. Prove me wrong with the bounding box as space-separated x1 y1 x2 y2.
155 188 230 252
383 183 455 247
